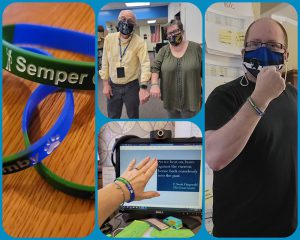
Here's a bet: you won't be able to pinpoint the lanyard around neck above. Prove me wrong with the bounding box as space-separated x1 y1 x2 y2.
119 35 133 63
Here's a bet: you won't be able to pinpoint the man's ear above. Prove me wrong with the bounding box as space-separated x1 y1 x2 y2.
241 48 245 58
285 51 289 62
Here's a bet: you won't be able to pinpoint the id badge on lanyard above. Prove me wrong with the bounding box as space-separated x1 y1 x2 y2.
117 36 132 78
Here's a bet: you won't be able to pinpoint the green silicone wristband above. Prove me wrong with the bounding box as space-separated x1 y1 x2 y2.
116 177 130 185
3 24 95 90
23 133 95 199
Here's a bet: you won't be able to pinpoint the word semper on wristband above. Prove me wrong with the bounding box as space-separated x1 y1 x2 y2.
2 23 95 90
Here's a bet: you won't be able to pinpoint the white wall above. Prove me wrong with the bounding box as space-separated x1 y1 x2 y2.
168 3 202 44
181 3 202 43
168 3 181 21
260 3 298 70
139 25 156 51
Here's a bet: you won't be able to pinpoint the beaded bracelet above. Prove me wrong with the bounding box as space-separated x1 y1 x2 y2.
114 182 126 204
247 96 265 117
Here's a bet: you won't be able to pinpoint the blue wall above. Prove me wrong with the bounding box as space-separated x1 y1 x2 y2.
98 6 168 28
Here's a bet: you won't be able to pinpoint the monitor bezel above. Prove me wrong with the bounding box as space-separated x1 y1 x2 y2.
115 137 202 216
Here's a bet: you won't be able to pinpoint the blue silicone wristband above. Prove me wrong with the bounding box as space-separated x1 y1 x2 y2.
116 177 135 202
20 46 52 56
3 23 95 90
12 24 94 56
18 47 94 199
3 85 74 174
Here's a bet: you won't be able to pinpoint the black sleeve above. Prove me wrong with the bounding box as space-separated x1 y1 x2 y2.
205 86 238 131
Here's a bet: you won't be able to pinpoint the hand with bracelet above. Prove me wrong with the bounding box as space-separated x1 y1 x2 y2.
250 65 286 111
98 157 159 226
139 84 150 105
150 73 161 99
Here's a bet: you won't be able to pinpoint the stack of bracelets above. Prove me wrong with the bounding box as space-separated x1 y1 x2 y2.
2 23 95 199
115 177 135 203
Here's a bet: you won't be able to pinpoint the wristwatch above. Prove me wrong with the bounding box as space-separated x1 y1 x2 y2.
140 84 148 89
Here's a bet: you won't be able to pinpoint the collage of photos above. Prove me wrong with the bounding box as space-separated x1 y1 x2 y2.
2 2 95 238
0 1 298 240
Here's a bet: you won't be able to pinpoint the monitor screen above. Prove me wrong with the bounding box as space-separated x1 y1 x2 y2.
116 138 202 216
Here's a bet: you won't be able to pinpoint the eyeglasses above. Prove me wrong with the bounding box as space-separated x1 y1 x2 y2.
166 28 181 38
245 41 286 52
118 16 135 25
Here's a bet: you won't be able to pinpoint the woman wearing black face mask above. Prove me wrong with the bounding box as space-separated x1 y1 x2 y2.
150 19 202 118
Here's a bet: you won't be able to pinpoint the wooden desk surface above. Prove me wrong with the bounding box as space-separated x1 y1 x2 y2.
2 3 95 237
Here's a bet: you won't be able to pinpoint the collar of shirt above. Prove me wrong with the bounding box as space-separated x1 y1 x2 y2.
119 32 134 44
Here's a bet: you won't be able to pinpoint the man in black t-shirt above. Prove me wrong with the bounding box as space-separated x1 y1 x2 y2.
206 18 297 237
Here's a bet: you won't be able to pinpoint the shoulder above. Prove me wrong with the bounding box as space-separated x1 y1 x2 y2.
285 83 298 98
160 44 170 53
188 41 201 51
133 33 145 44
156 44 170 57
188 41 201 48
188 41 201 56
210 77 244 96
105 32 118 40
207 77 250 109
206 77 245 130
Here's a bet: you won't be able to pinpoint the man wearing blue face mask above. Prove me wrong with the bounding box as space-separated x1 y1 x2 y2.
100 10 151 118
206 18 297 237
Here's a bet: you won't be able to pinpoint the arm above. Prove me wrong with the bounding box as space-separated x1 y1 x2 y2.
206 67 286 171
98 157 160 226
137 41 151 104
138 41 151 84
99 35 113 99
150 73 161 99
150 47 165 98
98 183 127 226
99 35 109 81
199 45 202 109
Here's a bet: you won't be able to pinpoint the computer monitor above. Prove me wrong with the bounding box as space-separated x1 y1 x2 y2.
116 138 202 217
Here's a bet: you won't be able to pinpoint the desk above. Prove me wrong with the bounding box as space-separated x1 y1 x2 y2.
2 3 95 237
104 213 201 237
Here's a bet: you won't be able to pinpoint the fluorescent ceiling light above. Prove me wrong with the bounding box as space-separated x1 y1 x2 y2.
147 20 156 24
125 2 150 7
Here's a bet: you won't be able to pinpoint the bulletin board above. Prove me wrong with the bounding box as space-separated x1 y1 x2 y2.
205 3 254 100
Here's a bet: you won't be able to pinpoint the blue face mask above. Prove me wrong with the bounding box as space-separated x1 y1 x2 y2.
243 47 284 78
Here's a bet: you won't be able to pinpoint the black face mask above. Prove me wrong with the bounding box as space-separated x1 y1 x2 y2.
167 33 183 46
118 20 134 36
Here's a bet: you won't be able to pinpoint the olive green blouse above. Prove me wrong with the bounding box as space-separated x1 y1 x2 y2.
151 41 202 112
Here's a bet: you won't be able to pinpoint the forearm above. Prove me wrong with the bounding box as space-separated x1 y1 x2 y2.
98 183 125 226
140 71 151 84
139 44 151 84
100 37 109 80
151 72 159 85
103 80 110 87
206 93 269 171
